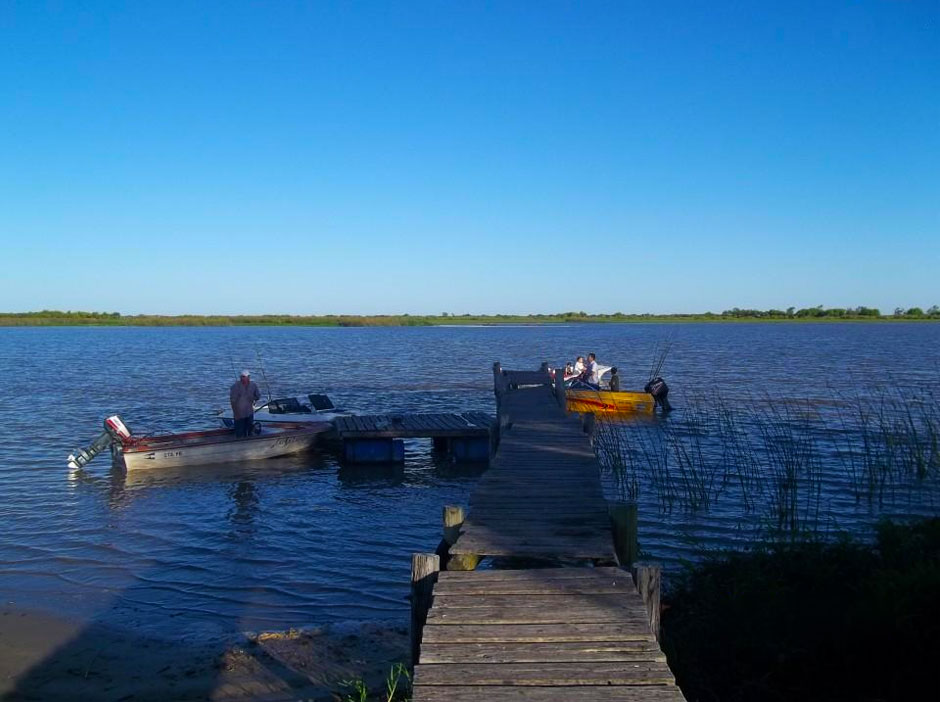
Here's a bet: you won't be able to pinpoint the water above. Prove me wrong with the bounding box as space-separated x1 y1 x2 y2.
0 323 938 640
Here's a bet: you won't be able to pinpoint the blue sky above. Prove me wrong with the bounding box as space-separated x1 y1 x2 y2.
0 1 937 315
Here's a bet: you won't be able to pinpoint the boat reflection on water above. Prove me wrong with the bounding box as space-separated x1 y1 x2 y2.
229 480 260 533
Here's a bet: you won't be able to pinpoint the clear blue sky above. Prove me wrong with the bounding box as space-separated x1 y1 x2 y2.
1 1 937 315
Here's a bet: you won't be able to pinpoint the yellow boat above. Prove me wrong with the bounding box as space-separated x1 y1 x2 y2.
566 389 656 415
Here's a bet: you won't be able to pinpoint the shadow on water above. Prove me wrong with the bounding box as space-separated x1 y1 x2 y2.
4 453 369 701
337 462 406 487
334 441 489 488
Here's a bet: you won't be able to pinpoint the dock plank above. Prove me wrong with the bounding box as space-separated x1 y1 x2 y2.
425 606 648 626
436 568 627 583
421 622 655 644
414 661 675 686
413 686 686 702
419 641 664 664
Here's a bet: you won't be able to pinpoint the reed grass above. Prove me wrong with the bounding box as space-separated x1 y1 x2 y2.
594 380 940 541
341 662 411 702
592 419 639 501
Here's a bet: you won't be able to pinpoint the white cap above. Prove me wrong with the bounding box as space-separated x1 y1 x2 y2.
241 369 251 377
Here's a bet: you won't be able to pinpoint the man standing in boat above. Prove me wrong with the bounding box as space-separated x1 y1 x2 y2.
230 370 261 438
586 353 601 389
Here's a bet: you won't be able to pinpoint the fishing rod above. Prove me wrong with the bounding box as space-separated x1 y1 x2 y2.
255 346 273 402
648 338 673 382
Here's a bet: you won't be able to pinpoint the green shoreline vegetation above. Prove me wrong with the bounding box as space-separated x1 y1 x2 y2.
661 517 940 702
2 306 939 326
590 385 940 701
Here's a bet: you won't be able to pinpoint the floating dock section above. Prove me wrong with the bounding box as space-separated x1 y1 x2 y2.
333 411 494 463
410 364 685 701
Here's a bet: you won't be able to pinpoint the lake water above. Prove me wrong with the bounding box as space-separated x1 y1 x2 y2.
1 324 938 641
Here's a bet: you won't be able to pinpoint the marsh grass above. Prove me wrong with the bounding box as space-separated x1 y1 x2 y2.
592 419 639 501
666 404 724 511
341 662 411 702
661 517 940 702
594 382 940 541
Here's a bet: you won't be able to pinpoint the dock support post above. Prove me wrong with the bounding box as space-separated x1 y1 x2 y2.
344 438 404 463
609 501 638 566
449 436 490 462
582 412 595 437
554 365 566 409
493 361 504 415
632 561 662 642
442 504 465 546
410 553 440 666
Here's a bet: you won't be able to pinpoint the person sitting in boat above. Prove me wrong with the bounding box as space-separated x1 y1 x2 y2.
566 356 585 380
230 370 261 438
609 367 621 392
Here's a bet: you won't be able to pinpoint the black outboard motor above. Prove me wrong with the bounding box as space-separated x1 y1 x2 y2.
644 377 673 412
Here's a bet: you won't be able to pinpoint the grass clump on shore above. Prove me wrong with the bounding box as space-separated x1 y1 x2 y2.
341 662 410 702
661 518 940 702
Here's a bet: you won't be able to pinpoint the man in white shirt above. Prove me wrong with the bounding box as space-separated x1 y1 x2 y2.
586 353 600 388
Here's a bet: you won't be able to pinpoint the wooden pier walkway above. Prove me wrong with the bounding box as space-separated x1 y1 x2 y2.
450 382 615 561
411 365 684 701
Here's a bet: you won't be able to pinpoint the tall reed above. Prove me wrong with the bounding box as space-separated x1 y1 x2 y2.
593 378 940 542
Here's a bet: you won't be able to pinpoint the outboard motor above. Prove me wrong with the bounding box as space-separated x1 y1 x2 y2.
644 377 673 412
67 415 133 470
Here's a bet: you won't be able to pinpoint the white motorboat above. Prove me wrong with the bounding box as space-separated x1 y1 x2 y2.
217 393 348 427
68 415 331 472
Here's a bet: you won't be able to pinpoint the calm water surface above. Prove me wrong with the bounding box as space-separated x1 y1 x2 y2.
0 324 937 640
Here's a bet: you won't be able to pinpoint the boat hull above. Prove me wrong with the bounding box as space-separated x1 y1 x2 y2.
566 390 655 415
218 408 345 427
118 424 330 471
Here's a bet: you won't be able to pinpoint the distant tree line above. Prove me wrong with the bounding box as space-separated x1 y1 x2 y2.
720 305 940 319
1 306 938 326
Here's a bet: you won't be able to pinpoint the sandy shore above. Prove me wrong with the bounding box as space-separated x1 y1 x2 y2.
0 607 409 701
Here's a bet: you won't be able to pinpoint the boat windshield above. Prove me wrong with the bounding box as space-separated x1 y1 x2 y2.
266 397 310 414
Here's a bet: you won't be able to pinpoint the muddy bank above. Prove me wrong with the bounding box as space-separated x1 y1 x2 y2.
1 607 408 701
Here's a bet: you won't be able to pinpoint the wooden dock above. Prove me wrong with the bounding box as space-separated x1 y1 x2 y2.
332 412 493 439
332 412 494 463
411 365 684 700
451 385 615 561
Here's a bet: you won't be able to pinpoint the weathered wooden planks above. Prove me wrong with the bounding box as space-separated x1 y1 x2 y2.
421 621 656 644
412 375 683 701
420 640 665 664
434 567 633 586
333 412 493 439
425 605 651 626
414 661 675 686
449 383 614 562
413 685 686 701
